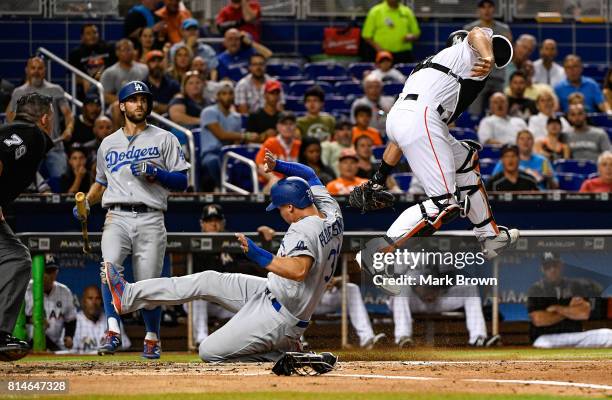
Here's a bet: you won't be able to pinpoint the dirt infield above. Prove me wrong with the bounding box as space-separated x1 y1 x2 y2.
1 349 611 399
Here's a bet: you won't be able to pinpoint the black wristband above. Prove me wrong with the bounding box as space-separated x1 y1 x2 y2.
373 159 394 186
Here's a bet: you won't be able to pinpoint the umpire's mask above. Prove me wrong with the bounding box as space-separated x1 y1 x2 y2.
492 35 513 69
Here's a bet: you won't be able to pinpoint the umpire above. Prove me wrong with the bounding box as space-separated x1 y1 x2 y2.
0 93 54 361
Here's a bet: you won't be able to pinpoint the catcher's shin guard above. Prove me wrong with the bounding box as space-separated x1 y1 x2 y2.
455 140 498 237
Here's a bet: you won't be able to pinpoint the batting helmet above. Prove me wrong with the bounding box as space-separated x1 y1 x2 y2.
266 177 314 212
118 80 153 115
446 30 468 48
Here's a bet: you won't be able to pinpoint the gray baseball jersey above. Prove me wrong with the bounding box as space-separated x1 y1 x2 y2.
95 124 190 210
267 185 344 321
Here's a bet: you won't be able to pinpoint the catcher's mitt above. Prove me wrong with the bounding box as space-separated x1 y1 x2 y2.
272 352 338 376
349 181 395 213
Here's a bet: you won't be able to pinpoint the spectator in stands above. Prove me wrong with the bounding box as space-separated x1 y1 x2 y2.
368 51 406 84
580 151 612 192
60 147 91 194
84 116 113 163
464 0 512 115
190 56 222 104
389 268 499 348
534 117 571 162
169 71 208 134
70 93 101 149
167 44 193 84
555 55 611 113
136 27 159 64
355 134 375 179
170 19 218 80
154 0 192 44
68 24 116 98
527 252 612 348
486 144 540 191
568 92 586 107
72 285 130 354
298 137 336 185
0 77 14 111
143 50 180 115
25 255 77 351
296 85 335 141
315 275 386 349
124 0 163 40
326 149 367 195
101 39 148 106
477 93 527 145
603 68 612 110
361 0 420 63
199 81 259 190
566 103 611 161
7 56 74 191
533 39 566 87
491 130 556 190
528 92 571 140
506 71 538 121
351 74 393 136
255 111 301 191
216 0 262 43
216 29 272 81
515 60 555 103
504 35 534 87
352 104 383 146
235 54 284 115
321 118 353 176
246 80 282 136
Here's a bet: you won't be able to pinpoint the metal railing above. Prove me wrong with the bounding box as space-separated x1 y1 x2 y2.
37 47 105 115
221 151 260 194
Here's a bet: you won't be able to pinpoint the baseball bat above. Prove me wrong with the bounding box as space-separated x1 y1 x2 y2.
75 192 92 254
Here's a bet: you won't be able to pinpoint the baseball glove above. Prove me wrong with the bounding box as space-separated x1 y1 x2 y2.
272 352 338 376
349 181 395 213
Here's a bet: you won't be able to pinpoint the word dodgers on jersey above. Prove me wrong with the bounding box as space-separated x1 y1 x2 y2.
105 146 162 172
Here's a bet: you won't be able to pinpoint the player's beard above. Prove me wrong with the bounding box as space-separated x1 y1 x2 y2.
124 109 147 124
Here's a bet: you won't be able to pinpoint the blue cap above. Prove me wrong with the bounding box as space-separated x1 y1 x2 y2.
182 18 199 30
84 92 101 105
266 177 314 212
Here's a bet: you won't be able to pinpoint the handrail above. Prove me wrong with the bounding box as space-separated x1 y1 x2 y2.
149 112 198 191
64 91 198 191
221 151 259 194
37 47 105 113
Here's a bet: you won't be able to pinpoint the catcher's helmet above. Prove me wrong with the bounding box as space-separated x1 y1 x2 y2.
446 30 469 48
118 80 153 115
266 177 314 211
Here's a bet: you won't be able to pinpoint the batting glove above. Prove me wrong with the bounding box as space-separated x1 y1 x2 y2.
72 200 90 221
130 161 158 178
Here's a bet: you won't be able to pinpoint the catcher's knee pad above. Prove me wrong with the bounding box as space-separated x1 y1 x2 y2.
387 194 461 249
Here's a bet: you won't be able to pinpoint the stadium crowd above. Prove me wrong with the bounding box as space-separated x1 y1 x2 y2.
2 0 612 195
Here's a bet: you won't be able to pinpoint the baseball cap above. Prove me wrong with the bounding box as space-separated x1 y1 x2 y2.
201 204 225 221
44 254 59 271
339 148 359 161
182 18 199 30
478 0 495 7
277 111 296 123
264 80 282 93
145 50 164 63
542 251 562 264
500 144 519 157
376 51 393 63
83 92 101 105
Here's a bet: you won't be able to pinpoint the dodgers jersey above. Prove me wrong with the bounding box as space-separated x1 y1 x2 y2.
25 281 77 348
267 185 344 321
95 124 190 211
395 28 493 117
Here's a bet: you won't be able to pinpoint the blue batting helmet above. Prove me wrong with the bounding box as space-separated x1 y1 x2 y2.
118 80 153 115
266 177 314 212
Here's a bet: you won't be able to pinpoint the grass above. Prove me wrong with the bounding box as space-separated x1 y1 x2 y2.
14 347 612 364
2 392 598 400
